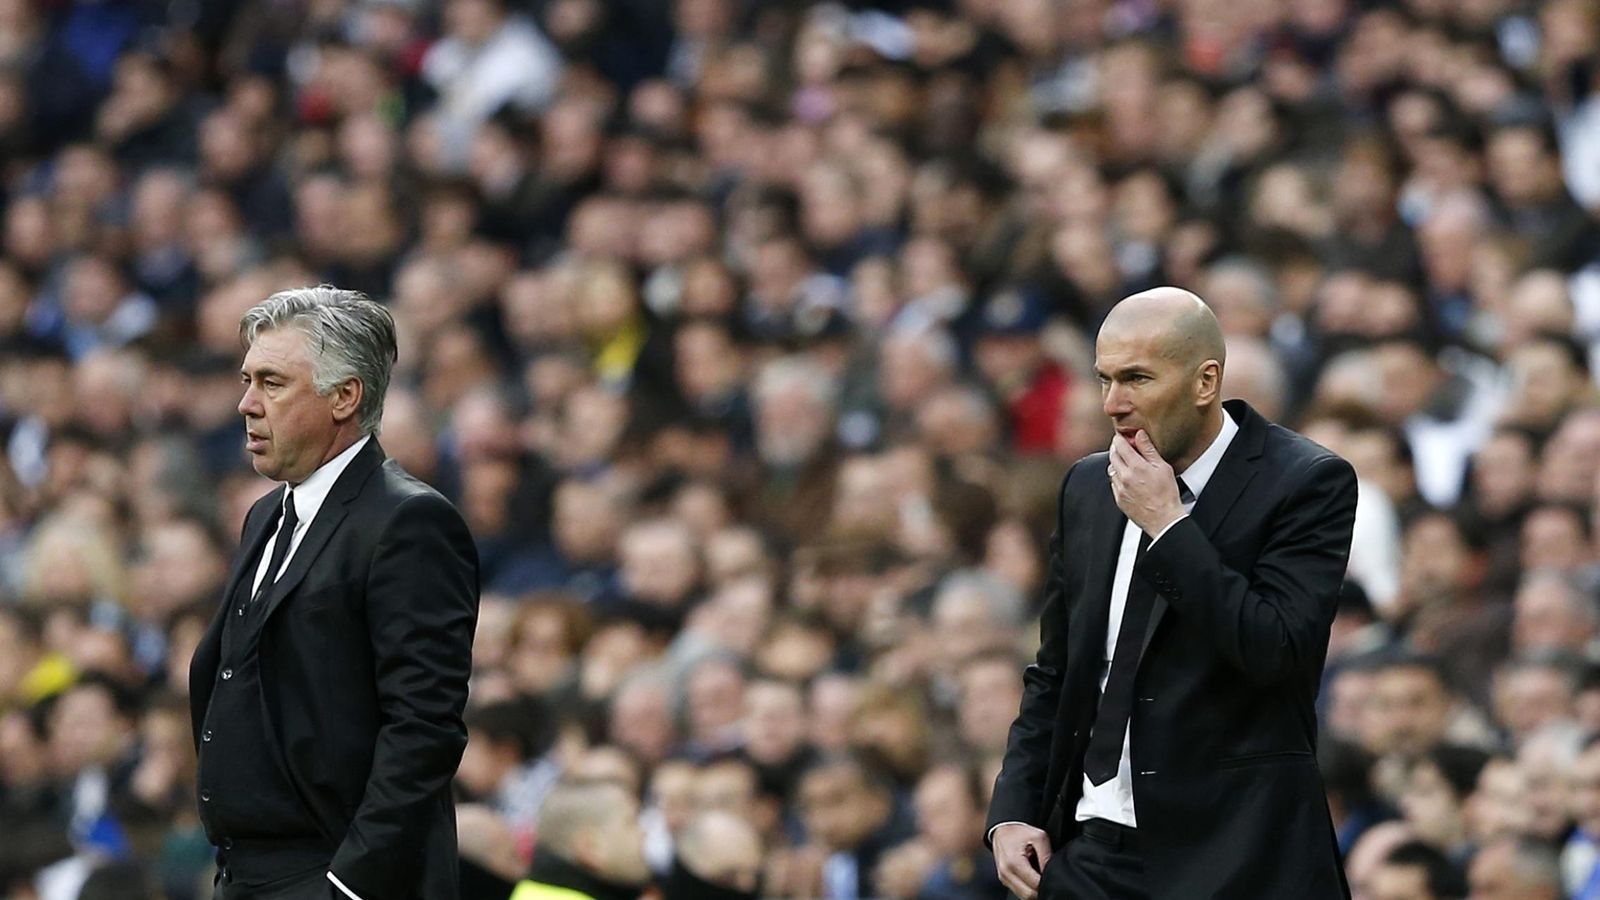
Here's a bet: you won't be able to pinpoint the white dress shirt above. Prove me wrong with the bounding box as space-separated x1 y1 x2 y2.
988 411 1240 846
250 435 371 599
1075 410 1237 827
245 433 372 900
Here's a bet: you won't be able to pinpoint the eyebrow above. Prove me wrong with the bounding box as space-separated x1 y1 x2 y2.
1095 366 1154 380
241 367 288 381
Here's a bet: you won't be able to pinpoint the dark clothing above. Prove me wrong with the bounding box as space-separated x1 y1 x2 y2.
212 862 328 900
987 401 1357 899
660 857 759 900
1043 822 1148 900
191 439 480 900
522 849 642 900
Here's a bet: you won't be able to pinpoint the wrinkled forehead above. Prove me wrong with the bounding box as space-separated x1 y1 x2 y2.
1095 321 1180 369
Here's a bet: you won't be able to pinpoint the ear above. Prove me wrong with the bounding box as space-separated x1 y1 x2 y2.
1195 359 1222 406
329 377 365 425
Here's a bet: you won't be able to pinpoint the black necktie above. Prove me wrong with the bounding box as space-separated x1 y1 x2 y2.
1083 476 1192 786
252 491 298 604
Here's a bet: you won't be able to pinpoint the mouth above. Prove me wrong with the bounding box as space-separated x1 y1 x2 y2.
245 432 269 452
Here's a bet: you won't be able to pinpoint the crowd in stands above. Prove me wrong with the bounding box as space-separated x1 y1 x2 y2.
2 0 1600 897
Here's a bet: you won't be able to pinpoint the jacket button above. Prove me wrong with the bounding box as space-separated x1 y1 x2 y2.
221 669 233 680
237 606 245 617
200 790 212 802
223 838 234 850
203 730 213 742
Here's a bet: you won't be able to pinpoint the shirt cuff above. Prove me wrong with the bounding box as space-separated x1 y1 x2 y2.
1150 514 1189 546
328 871 363 900
988 821 1030 845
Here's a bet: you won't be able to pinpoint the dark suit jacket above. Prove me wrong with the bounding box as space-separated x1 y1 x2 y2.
986 400 1357 899
190 439 480 899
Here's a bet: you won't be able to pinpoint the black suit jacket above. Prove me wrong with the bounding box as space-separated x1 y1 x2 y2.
987 400 1357 899
190 439 480 899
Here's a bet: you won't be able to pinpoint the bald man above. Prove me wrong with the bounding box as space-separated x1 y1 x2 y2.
987 288 1357 899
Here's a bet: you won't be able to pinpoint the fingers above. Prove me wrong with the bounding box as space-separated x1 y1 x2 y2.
993 833 1046 900
1109 434 1136 471
1132 429 1162 461
997 856 1042 900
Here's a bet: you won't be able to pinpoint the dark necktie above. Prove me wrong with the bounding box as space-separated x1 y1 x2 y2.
252 491 298 604
1083 477 1193 786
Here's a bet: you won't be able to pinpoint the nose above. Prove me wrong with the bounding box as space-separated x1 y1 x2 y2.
238 382 261 419
1103 382 1131 418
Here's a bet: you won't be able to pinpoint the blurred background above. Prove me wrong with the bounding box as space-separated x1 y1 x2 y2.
0 0 1598 898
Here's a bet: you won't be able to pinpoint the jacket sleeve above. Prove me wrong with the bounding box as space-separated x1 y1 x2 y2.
1136 455 1358 686
329 492 480 897
986 462 1077 840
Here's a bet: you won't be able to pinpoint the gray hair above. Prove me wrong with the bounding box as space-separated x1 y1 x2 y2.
933 568 1026 630
239 285 398 435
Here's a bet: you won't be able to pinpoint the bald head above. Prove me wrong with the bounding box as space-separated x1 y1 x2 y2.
1095 287 1229 471
1101 287 1227 372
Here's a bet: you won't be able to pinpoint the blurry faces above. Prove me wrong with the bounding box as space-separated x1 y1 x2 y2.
50 683 130 775
1467 839 1561 900
1365 666 1450 758
1398 513 1471 608
798 762 889 851
1398 759 1465 849
1492 667 1574 746
686 658 745 746
62 256 126 326
1519 505 1591 573
510 604 579 694
609 678 676 765
238 327 356 484
1503 341 1583 430
1512 574 1596 655
650 760 699 836
1470 431 1534 519
585 783 653 886
693 759 758 815
744 680 807 764
958 657 1022 753
620 519 700 607
1518 733 1577 841
1466 759 1533 844
914 766 981 857
1487 128 1557 208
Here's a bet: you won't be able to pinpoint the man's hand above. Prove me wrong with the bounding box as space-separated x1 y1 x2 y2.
992 822 1053 900
1109 431 1184 536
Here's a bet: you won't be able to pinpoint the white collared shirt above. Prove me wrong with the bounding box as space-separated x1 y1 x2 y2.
988 411 1242 847
249 434 371 599
1075 409 1238 827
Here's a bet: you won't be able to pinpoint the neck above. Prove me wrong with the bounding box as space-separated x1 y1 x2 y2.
290 430 364 486
1170 406 1224 475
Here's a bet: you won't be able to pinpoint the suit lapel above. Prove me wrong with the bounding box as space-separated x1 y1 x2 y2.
190 486 283 736
257 439 386 623
1138 400 1267 658
1072 464 1129 649
222 486 285 609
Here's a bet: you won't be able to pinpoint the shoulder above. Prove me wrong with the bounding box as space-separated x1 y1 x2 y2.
1263 423 1357 489
1062 451 1109 495
362 460 467 525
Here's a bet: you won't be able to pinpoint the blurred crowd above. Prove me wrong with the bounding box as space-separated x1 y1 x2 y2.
1 0 1599 898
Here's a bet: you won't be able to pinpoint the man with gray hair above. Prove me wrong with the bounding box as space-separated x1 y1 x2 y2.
190 286 480 899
